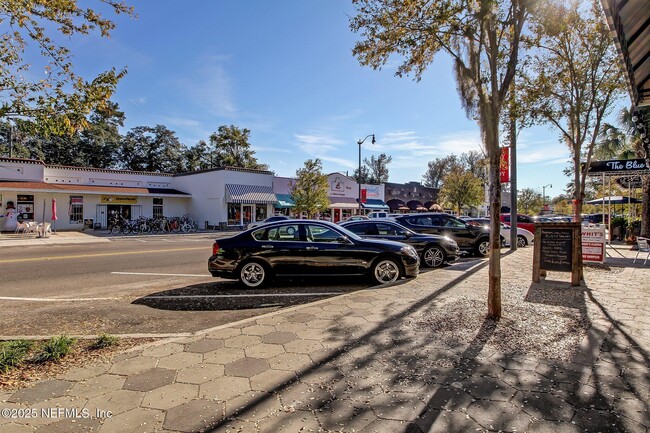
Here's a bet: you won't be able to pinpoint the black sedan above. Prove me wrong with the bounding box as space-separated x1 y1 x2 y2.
340 220 460 268
208 220 420 288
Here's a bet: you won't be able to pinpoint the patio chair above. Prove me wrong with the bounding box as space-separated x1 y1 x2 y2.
633 237 649 265
15 221 29 234
39 222 52 238
24 221 39 236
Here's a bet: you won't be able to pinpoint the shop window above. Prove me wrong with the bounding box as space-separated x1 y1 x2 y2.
153 198 163 218
17 194 34 222
69 196 83 224
227 203 241 225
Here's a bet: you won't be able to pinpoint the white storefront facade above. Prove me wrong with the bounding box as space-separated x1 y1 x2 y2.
1 157 391 231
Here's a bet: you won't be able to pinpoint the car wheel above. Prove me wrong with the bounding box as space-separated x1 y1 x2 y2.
517 235 527 248
238 261 269 288
475 238 490 257
370 258 401 285
422 246 445 268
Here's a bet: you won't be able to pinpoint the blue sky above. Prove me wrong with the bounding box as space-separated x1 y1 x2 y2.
60 0 625 198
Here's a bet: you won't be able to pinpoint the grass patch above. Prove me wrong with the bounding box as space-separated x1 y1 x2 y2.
33 336 76 363
0 340 34 373
91 333 119 350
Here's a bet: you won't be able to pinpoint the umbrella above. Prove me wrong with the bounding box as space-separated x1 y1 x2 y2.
51 198 58 221
585 196 641 205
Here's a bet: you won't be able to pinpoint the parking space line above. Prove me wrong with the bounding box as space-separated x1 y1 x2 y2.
111 272 210 277
144 293 341 299
0 296 120 302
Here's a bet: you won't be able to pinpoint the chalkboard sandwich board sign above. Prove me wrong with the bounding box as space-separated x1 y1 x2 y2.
539 228 573 272
532 223 581 286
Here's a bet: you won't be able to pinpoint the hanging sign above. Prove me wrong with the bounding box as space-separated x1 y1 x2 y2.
500 147 510 183
584 158 649 174
101 196 138 204
361 189 367 203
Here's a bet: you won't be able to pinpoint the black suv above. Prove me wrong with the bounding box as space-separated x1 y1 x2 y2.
393 213 492 256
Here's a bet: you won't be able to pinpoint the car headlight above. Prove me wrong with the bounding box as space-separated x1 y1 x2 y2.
401 245 419 260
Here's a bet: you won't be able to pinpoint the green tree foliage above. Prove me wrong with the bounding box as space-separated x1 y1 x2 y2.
352 165 372 184
423 155 461 189
290 159 330 218
0 0 134 135
183 140 213 172
518 187 542 214
439 168 484 215
351 0 530 319
521 0 625 221
3 102 124 166
209 125 269 170
118 125 186 173
353 153 392 184
366 153 392 184
423 152 487 189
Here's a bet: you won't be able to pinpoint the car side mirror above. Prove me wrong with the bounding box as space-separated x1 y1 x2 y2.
337 236 352 244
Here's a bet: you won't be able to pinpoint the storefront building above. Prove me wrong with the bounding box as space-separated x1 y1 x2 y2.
0 158 191 231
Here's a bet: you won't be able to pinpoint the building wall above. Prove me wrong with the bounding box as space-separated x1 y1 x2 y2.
43 166 174 187
0 160 44 181
173 168 275 226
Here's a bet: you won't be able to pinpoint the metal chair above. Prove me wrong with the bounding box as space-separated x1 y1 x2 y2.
633 237 650 265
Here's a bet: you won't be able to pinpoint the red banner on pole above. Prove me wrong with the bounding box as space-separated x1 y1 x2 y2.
500 147 510 183
361 189 367 203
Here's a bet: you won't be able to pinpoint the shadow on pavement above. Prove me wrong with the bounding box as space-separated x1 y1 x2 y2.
132 275 413 312
205 252 649 432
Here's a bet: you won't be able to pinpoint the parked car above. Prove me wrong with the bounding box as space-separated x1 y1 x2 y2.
338 215 370 224
500 213 535 233
340 220 460 268
465 218 535 248
208 220 420 288
464 218 534 248
247 215 292 230
392 212 497 257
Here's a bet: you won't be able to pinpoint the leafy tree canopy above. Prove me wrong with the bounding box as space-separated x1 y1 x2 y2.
290 159 330 218
0 0 134 135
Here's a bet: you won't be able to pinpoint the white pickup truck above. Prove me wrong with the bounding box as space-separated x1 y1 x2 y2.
368 211 400 220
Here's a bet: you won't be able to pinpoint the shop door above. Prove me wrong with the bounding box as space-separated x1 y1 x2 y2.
242 205 253 226
333 209 341 223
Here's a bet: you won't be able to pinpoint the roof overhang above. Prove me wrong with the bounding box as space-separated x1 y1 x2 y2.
601 0 650 109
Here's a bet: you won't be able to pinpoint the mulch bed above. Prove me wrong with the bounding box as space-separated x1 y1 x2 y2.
1 338 160 391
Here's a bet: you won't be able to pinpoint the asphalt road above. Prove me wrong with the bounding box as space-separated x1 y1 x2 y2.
0 234 390 336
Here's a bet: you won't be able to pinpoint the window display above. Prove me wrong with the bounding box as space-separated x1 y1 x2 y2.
16 194 34 222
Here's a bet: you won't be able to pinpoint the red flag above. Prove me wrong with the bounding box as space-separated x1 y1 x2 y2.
361 189 367 203
500 147 510 183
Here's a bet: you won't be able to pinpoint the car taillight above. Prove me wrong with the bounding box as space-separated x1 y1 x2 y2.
212 242 220 256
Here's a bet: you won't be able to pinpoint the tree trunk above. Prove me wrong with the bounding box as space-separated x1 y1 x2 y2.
486 120 502 320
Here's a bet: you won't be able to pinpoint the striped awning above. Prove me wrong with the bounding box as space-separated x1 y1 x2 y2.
226 184 277 204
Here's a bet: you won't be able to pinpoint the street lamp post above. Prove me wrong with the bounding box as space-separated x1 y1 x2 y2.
356 134 375 214
542 184 552 214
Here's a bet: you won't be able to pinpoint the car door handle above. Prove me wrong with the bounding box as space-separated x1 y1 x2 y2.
305 246 318 250
261 245 274 249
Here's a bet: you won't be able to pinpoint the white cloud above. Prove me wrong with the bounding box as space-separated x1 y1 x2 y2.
294 133 344 154
173 55 236 118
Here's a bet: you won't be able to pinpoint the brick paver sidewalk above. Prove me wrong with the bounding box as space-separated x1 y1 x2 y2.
1 246 648 432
